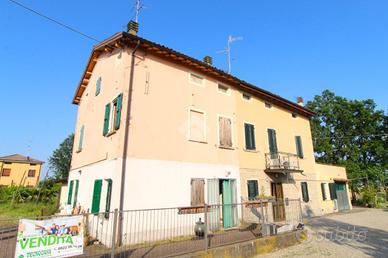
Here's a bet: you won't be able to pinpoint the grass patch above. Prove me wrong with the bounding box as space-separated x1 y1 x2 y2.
0 200 58 226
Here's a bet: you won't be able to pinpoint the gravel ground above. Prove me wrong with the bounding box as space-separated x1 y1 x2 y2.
257 208 388 258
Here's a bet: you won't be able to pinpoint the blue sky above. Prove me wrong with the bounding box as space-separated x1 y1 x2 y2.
0 0 387 175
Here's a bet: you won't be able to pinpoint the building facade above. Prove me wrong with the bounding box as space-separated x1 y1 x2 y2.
64 31 351 226
0 154 43 187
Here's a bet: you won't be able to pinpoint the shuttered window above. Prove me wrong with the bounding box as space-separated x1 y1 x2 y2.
91 179 103 213
244 123 256 150
103 103 111 136
321 183 327 200
247 180 258 200
73 180 79 208
114 93 123 130
295 136 304 158
189 109 206 142
95 77 102 96
191 179 205 206
301 182 309 202
267 129 278 155
67 180 74 205
329 183 337 200
78 125 84 151
219 116 232 148
104 179 113 218
1 168 11 176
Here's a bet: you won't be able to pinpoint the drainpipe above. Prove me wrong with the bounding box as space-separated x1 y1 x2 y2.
117 39 141 245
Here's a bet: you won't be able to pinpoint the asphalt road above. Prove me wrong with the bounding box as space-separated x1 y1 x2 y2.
258 208 388 258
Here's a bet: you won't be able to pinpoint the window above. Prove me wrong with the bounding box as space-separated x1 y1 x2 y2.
189 73 204 86
247 180 259 200
301 182 309 202
104 179 113 218
77 125 84 152
103 93 123 136
95 77 102 96
1 168 11 177
295 136 304 158
219 116 233 148
91 179 103 213
265 102 272 109
321 183 327 200
244 123 256 150
267 129 278 155
28 170 36 177
218 84 230 94
67 180 74 205
189 109 206 142
292 113 298 118
242 93 251 101
329 183 337 200
191 179 205 206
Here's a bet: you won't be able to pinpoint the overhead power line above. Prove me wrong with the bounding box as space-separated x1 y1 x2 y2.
7 0 100 42
313 133 388 141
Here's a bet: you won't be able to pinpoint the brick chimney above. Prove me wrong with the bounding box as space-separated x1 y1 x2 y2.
127 20 139 35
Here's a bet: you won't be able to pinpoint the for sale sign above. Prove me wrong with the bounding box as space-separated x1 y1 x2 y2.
15 215 83 258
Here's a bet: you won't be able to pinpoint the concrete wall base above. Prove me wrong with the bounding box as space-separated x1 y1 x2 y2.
184 230 307 258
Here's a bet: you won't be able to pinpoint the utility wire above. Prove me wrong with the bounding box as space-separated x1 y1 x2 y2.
7 0 100 43
313 133 388 141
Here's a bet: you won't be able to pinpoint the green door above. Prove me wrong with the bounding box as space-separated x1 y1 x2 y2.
222 180 236 229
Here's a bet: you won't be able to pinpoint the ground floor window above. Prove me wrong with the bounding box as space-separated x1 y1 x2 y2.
301 182 309 202
247 180 258 200
191 178 205 206
329 183 337 200
321 183 327 200
91 179 113 215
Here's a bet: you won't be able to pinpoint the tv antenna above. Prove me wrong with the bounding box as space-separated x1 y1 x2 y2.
217 35 243 74
134 0 145 23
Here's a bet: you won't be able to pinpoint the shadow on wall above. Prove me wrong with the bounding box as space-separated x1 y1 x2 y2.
308 216 388 258
303 205 315 218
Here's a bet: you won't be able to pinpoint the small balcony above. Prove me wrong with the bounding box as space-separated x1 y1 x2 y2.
265 152 303 174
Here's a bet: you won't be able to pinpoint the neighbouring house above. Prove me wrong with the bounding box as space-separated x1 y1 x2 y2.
0 154 43 187
63 23 351 244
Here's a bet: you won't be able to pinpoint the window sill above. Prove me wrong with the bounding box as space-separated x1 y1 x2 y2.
243 149 259 153
76 149 82 153
218 145 235 150
105 130 117 137
188 139 208 144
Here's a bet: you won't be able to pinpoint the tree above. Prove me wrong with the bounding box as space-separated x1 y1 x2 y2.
48 134 74 179
306 90 387 195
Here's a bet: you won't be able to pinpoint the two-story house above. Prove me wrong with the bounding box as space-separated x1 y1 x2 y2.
64 26 351 230
0 154 43 187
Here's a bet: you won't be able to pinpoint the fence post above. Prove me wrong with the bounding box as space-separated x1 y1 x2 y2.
111 209 119 258
204 203 208 251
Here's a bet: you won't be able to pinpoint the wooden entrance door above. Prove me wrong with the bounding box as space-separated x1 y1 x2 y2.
271 183 285 221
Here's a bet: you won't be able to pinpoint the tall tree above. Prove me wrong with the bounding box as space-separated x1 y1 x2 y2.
306 90 387 192
48 134 74 179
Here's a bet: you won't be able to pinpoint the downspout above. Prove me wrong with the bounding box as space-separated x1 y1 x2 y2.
118 39 141 245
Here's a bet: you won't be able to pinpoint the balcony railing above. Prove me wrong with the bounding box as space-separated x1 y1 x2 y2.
265 152 302 173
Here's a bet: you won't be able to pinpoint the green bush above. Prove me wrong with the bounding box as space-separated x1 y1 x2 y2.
361 186 377 207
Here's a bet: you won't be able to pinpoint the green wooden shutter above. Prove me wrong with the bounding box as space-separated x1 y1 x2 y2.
295 136 304 158
301 182 309 202
329 183 337 200
245 124 256 150
73 180 79 208
114 93 123 130
321 183 326 200
78 125 84 151
91 179 103 213
267 129 278 155
103 103 111 136
104 179 113 218
247 180 258 200
95 77 102 96
67 180 74 205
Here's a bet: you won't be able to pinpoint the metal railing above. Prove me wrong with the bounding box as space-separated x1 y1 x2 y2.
0 199 303 258
265 152 301 172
